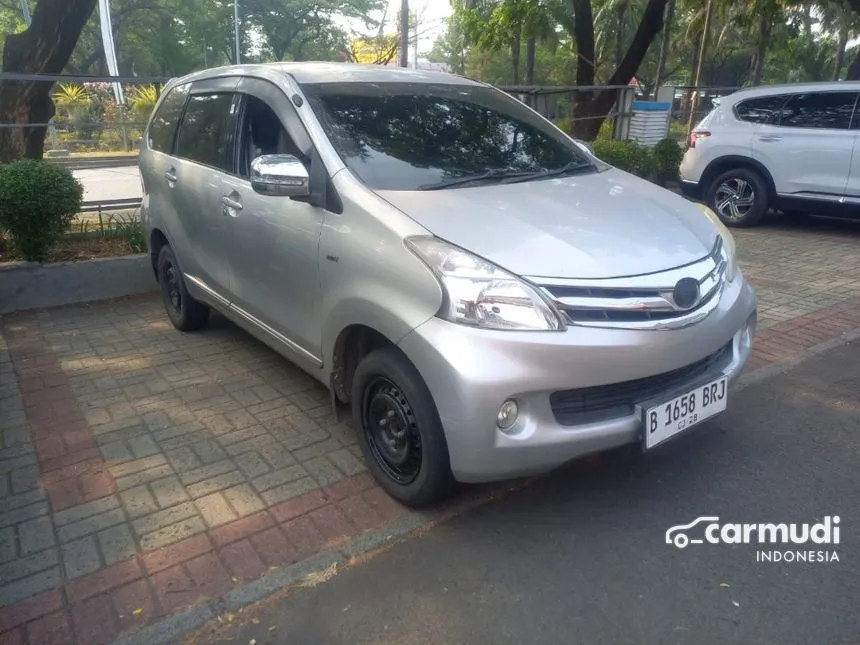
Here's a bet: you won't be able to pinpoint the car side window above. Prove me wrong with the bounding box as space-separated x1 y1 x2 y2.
734 95 788 125
777 92 858 130
174 93 237 171
147 83 189 153
236 94 305 179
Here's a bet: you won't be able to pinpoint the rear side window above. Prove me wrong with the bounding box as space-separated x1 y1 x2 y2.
734 95 787 124
778 92 858 130
147 83 189 152
174 93 237 171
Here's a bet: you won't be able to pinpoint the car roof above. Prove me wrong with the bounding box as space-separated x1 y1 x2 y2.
169 61 482 88
720 81 860 104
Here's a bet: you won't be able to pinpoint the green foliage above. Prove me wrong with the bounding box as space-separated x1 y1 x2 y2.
592 139 657 180
652 137 684 183
0 161 83 262
128 85 159 119
112 213 147 253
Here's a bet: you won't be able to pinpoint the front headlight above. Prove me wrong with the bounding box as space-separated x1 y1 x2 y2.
406 236 565 331
694 203 738 282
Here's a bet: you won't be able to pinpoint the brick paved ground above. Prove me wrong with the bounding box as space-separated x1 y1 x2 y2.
1 217 859 644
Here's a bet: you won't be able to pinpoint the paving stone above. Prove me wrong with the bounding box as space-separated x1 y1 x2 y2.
18 517 56 556
0 526 17 563
251 464 308 493
150 475 190 508
97 524 137 566
0 567 63 606
0 548 59 583
127 434 159 459
0 501 49 529
57 508 125 543
10 466 40 495
109 454 168 479
234 451 271 479
303 456 346 487
195 492 238 527
53 495 119 527
179 459 234 486
222 484 265 517
131 501 199 537
186 470 245 500
217 425 269 448
190 439 227 464
114 463 174 491
61 536 102 579
99 440 134 463
328 448 367 476
138 516 207 551
260 477 320 506
165 446 202 472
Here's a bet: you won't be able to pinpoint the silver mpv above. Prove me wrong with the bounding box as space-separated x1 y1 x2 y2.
140 63 757 507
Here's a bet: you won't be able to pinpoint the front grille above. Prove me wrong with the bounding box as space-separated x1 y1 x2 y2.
549 341 734 426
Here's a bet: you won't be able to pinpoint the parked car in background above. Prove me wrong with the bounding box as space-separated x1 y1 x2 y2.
140 62 757 507
679 81 860 227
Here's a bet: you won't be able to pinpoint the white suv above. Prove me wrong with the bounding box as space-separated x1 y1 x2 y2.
679 82 860 227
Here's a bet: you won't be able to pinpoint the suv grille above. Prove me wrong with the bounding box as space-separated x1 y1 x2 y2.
549 341 733 426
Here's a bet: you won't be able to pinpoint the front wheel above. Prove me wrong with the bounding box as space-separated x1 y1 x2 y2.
351 347 455 507
706 168 768 227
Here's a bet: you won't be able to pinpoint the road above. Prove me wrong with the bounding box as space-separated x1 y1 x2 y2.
72 165 141 203
192 341 860 645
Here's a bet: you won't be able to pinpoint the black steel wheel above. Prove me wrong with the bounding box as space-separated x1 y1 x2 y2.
352 346 455 507
157 245 210 332
362 377 422 485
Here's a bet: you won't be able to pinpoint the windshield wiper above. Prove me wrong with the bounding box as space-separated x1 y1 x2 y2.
418 168 538 191
500 160 597 184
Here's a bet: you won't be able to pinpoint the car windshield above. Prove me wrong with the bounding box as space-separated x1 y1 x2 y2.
301 81 599 191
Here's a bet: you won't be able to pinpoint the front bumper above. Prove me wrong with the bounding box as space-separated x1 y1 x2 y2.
397 274 757 483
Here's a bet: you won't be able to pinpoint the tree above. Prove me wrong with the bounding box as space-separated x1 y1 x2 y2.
0 0 97 163
564 0 668 139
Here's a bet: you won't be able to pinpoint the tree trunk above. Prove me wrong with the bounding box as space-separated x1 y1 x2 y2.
511 25 521 85
686 0 715 138
750 16 771 86
834 6 850 81
525 35 536 85
654 0 676 94
847 48 860 80
0 0 98 163
570 0 668 140
615 1 628 69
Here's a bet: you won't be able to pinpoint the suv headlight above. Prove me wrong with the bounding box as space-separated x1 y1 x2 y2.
406 236 565 331
695 204 738 282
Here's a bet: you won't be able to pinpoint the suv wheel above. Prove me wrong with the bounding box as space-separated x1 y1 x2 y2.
158 245 210 331
352 346 455 507
706 168 768 227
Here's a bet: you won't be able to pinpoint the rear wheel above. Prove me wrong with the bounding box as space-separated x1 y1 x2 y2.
352 346 455 507
158 245 210 332
706 168 768 227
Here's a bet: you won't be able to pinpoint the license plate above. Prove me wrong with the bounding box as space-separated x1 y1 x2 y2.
643 376 728 450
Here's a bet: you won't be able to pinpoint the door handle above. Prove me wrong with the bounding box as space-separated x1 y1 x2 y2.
758 135 782 142
164 168 177 184
221 195 243 213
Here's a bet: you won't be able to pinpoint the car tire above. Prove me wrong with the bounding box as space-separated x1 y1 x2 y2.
351 346 456 508
706 168 768 227
157 245 210 332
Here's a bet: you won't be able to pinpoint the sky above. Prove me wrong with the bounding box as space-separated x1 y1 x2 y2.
339 0 453 57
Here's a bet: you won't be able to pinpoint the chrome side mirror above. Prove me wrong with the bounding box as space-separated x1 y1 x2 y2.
250 154 310 197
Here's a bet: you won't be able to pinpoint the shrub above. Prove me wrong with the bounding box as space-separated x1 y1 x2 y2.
0 160 83 261
652 137 684 185
591 139 656 180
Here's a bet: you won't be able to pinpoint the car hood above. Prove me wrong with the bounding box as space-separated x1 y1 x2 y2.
375 168 719 279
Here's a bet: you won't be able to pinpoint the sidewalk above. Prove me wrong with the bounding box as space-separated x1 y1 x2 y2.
1 218 859 644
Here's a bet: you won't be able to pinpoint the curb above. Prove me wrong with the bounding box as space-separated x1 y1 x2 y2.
0 254 157 314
